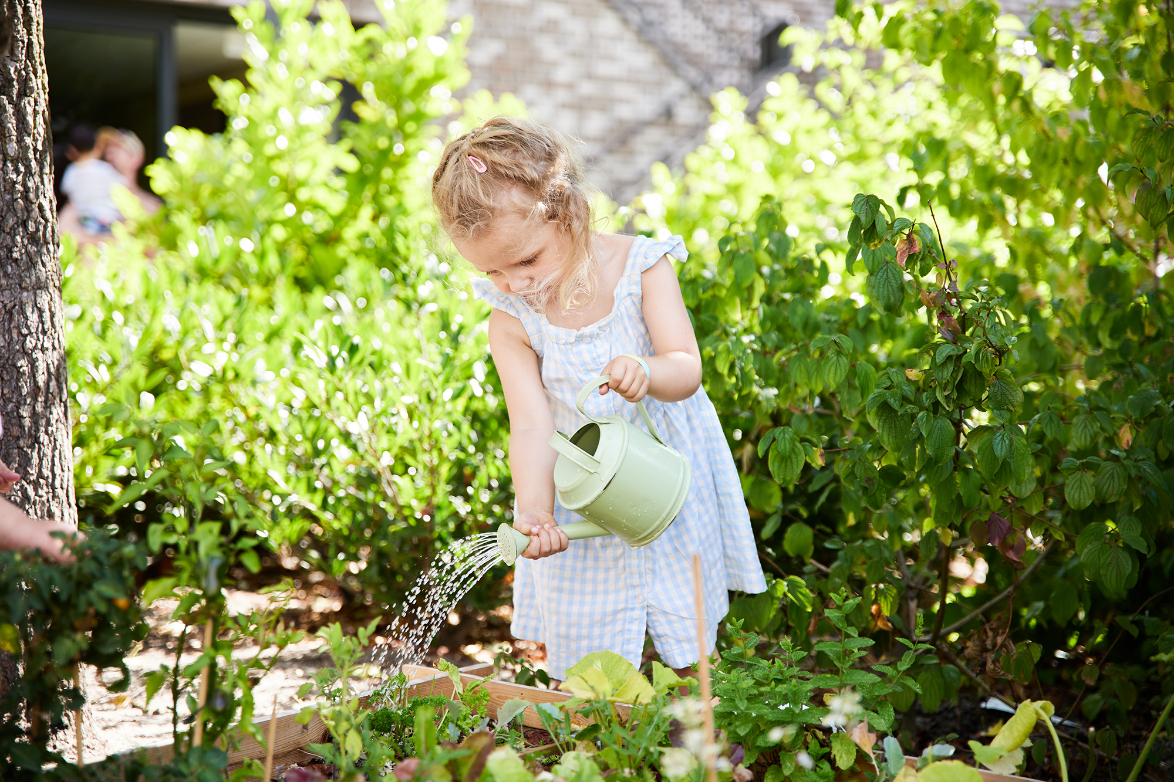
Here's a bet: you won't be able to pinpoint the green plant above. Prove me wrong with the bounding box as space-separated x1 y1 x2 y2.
66 0 511 615
627 2 1174 756
556 651 702 780
0 529 147 776
298 620 398 780
369 661 493 756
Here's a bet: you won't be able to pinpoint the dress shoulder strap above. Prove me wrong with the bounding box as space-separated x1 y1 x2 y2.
469 278 544 353
628 235 688 276
621 235 688 305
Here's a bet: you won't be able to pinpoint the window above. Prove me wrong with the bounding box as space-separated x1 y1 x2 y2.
760 21 791 71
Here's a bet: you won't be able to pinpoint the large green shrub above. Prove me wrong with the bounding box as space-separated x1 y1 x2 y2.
66 0 511 612
628 0 1174 763
146 0 468 289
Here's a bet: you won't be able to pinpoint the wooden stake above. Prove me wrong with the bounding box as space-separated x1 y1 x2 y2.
74 665 83 767
262 695 278 781
193 618 214 747
693 554 717 782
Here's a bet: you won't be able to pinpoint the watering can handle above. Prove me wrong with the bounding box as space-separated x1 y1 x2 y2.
549 431 601 473
576 375 668 446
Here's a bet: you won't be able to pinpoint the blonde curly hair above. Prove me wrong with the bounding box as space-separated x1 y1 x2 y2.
432 117 599 313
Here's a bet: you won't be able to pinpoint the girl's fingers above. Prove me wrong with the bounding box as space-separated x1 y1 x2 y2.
523 522 567 559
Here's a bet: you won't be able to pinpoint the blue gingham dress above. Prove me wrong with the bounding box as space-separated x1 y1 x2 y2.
471 236 766 679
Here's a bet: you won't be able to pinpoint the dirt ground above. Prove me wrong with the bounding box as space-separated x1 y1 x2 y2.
68 589 547 764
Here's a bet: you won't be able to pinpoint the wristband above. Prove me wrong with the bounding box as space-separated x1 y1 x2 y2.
622 354 651 380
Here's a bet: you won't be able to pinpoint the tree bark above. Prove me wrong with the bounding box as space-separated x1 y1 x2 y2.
0 0 75 528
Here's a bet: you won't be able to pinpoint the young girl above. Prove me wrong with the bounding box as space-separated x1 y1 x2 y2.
432 118 766 679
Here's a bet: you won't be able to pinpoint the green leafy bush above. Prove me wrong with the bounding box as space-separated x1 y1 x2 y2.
629 0 1174 756
0 530 147 774
66 0 511 613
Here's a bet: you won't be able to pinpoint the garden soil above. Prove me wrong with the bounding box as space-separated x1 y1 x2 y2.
77 589 543 763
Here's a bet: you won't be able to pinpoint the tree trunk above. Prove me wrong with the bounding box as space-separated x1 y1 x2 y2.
0 0 75 527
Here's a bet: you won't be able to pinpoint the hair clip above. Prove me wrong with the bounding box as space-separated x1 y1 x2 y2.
467 155 487 173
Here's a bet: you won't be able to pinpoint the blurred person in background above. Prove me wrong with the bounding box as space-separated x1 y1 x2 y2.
103 129 161 216
57 124 126 244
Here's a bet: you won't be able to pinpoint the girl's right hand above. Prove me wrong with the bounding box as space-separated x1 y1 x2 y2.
514 510 569 559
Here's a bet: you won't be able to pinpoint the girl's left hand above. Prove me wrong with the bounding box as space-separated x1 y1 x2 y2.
599 356 651 403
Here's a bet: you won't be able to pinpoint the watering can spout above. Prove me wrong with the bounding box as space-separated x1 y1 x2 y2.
496 521 610 565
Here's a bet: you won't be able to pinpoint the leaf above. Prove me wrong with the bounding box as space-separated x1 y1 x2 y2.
1065 470 1095 510
987 368 1023 412
562 650 653 704
1081 540 1111 582
0 624 18 655
561 665 614 700
958 468 982 508
875 404 911 452
652 662 691 696
1071 414 1100 450
240 550 261 574
856 362 877 397
884 736 905 776
991 701 1042 752
1094 461 1127 503
142 577 179 606
436 658 465 696
758 428 779 458
917 668 945 713
1040 411 1066 442
974 431 1004 477
769 432 805 485
1127 387 1161 419
823 351 851 390
925 416 955 464
985 512 1011 546
992 429 1012 460
871 259 905 313
1010 436 1033 484
144 670 167 706
1101 546 1132 594
495 698 530 729
920 761 983 782
783 522 815 560
830 731 858 770
344 729 363 758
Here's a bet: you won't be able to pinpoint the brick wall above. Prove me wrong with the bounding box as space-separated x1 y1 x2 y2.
175 0 1086 200
443 0 1084 201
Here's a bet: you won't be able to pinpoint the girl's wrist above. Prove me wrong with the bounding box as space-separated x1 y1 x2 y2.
621 354 651 380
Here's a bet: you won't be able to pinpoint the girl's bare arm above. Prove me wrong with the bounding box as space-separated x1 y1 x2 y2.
602 255 702 403
488 308 569 558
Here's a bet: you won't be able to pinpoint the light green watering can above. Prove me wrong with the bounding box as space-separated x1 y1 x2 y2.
497 374 691 565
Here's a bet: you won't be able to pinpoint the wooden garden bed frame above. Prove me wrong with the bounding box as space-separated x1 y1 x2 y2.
122 661 1039 782
129 662 587 771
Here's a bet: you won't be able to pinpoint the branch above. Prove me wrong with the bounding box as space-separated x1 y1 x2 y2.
924 542 1053 641
929 541 951 646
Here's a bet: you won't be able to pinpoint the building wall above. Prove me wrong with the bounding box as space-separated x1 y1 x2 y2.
166 0 1084 201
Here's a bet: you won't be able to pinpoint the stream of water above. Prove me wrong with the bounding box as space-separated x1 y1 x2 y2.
370 531 504 676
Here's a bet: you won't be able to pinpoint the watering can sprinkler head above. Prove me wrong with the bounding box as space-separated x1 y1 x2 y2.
497 524 530 566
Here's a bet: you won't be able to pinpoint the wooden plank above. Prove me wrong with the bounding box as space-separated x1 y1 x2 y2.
457 674 584 729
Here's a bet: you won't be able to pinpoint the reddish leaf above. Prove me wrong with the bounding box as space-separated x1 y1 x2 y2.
986 512 1011 546
394 758 421 781
998 529 1027 566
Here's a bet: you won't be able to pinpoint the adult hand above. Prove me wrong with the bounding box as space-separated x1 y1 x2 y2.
514 510 568 559
599 355 650 403
0 459 19 494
